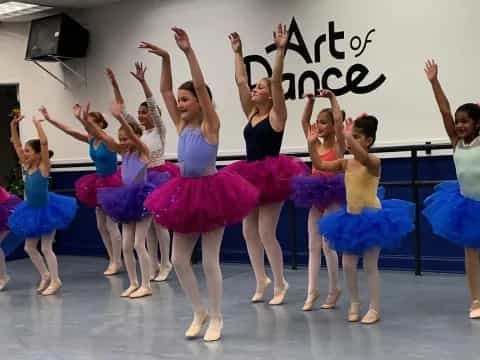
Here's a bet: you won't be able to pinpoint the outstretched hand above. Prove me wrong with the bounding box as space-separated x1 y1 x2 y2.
172 27 192 52
130 62 147 82
105 67 118 84
343 117 354 136
39 106 51 121
274 24 288 50
424 59 438 82
12 113 24 125
138 41 169 57
228 32 242 53
317 89 334 99
307 123 320 144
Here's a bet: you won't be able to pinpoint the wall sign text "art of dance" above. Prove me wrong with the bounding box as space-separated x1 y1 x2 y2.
244 17 387 98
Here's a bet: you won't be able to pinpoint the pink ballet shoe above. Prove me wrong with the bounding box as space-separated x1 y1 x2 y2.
129 286 153 299
470 300 480 319
348 302 361 322
320 289 342 310
36 275 51 293
302 290 320 311
0 275 11 291
120 284 139 297
41 280 62 296
269 280 289 306
251 277 271 303
185 311 209 338
361 309 381 324
203 316 223 342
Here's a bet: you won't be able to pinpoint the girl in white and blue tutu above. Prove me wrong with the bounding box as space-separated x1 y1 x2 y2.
80 102 170 299
41 105 123 276
106 63 179 282
292 89 346 311
423 59 480 319
0 185 21 291
143 28 259 341
8 113 77 296
310 113 415 324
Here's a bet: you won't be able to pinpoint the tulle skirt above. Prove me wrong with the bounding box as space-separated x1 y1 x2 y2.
144 170 260 234
318 199 415 255
225 155 309 204
74 172 122 208
291 173 345 211
423 181 480 248
148 161 180 178
8 193 78 238
0 193 22 232
98 172 170 223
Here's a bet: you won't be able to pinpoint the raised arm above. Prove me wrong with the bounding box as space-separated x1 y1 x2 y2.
229 32 254 118
307 124 345 172
173 27 220 135
270 24 288 130
344 132 380 175
10 114 26 164
424 59 457 145
139 42 182 131
80 104 123 153
39 106 89 143
32 117 51 175
318 90 346 156
301 94 315 138
111 101 149 158
106 68 125 106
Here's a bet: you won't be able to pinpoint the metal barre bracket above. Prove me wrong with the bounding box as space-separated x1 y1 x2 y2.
32 55 86 89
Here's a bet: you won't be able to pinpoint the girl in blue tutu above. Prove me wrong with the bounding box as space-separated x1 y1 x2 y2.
424 60 480 319
310 113 415 324
79 102 170 299
8 113 77 296
41 105 123 276
143 28 259 341
0 186 21 291
292 89 346 311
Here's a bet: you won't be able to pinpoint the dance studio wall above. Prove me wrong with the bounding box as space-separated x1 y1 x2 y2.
1 0 479 164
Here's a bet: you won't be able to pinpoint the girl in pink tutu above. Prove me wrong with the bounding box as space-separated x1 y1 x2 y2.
106 64 179 282
143 28 259 341
81 102 170 299
291 90 346 311
0 186 21 291
227 27 308 305
41 106 123 276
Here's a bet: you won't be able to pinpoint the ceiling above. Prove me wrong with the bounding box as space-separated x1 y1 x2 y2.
0 0 122 8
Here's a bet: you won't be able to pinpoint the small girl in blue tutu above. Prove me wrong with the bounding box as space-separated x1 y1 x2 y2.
291 89 346 311
310 112 415 324
0 186 21 291
8 113 77 296
424 60 480 319
79 102 170 299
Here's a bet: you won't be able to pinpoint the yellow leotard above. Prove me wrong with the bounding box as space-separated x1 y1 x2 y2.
344 164 381 214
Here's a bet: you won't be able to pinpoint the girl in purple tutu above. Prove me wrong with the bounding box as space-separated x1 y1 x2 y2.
81 102 170 299
227 27 308 305
41 105 123 276
292 89 346 311
312 112 415 324
424 60 480 319
0 186 21 291
8 113 77 296
107 64 179 282
143 28 259 341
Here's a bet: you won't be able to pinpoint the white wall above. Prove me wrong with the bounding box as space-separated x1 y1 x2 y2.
1 0 479 164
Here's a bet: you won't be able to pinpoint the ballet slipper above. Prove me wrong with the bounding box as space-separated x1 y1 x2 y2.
120 284 139 297
129 286 153 299
347 302 361 322
104 262 122 276
361 309 381 324
36 274 51 293
251 277 272 303
302 290 320 311
470 300 480 319
320 288 342 309
153 263 173 282
185 311 209 338
0 275 10 291
41 280 62 296
203 316 223 342
268 280 289 305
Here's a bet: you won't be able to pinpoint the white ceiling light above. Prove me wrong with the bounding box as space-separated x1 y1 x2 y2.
0 2 52 20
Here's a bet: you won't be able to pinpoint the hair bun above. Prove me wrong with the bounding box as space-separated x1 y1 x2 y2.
48 150 54 159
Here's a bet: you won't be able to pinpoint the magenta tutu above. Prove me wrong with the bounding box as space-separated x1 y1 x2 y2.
74 172 122 208
0 191 21 232
291 173 346 211
148 161 180 178
145 170 260 234
226 155 309 204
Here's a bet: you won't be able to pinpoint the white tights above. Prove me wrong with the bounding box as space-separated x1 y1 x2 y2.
146 222 171 275
24 232 60 283
0 231 8 280
95 207 122 266
171 227 224 318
